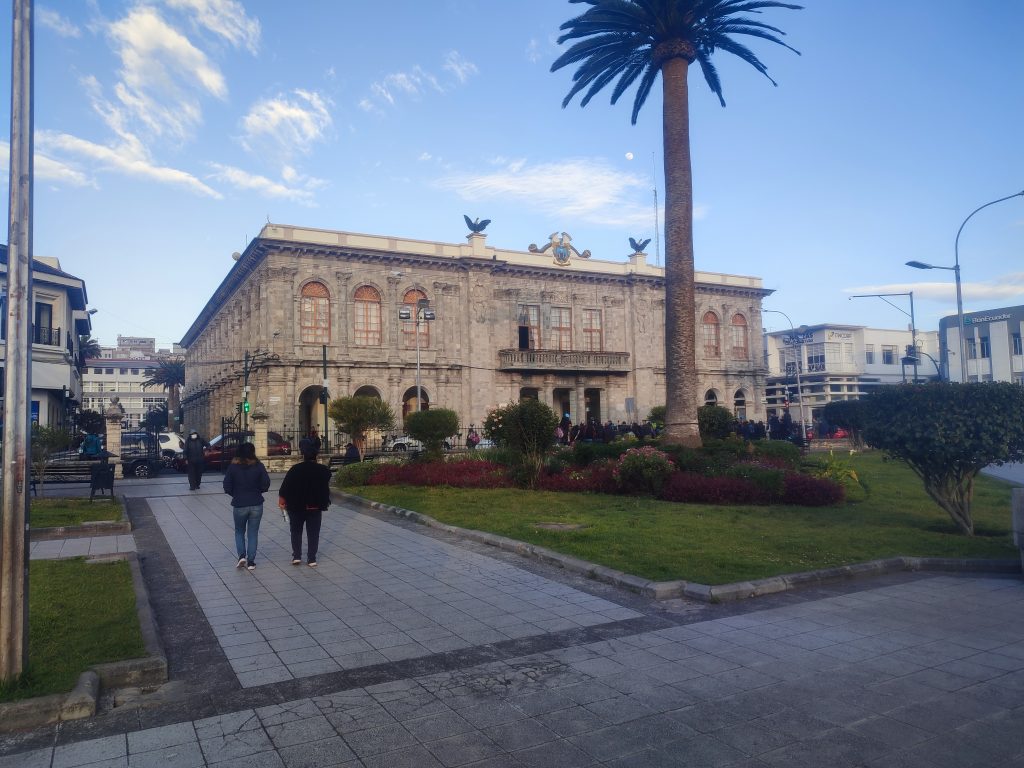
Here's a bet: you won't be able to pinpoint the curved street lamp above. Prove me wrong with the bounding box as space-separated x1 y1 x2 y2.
906 189 1024 383
763 309 808 445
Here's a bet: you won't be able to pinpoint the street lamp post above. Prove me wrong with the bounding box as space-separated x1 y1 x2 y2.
849 291 918 382
763 309 808 445
907 189 1024 383
398 299 435 412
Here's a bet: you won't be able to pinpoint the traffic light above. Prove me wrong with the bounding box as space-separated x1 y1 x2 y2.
319 389 329 404
243 399 250 413
236 402 242 414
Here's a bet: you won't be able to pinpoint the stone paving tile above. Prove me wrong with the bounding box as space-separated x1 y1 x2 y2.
53 734 126 767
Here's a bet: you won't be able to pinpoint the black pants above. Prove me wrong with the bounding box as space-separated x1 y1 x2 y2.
289 508 322 562
187 461 205 489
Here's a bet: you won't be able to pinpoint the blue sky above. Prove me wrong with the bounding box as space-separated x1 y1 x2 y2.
2 0 1022 348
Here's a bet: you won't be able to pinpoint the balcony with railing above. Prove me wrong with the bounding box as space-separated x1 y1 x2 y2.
33 325 62 346
498 348 631 373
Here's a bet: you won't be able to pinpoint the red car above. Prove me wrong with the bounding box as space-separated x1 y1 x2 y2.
203 431 291 469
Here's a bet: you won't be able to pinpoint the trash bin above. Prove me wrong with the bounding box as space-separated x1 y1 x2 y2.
90 462 116 500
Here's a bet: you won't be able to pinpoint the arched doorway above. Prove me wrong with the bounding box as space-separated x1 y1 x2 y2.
298 385 325 440
734 389 747 420
402 386 429 425
354 385 381 399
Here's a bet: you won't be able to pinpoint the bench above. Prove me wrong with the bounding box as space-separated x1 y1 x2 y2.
30 461 116 499
328 454 376 468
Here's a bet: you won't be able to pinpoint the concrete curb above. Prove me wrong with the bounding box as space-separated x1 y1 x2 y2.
334 490 1022 604
31 498 129 541
0 551 168 734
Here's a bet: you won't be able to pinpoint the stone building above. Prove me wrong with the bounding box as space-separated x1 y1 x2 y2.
180 224 772 442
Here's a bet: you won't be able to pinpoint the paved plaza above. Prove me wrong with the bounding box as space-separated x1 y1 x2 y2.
4 472 1024 766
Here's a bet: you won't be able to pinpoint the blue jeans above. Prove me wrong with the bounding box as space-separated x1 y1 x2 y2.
233 504 263 562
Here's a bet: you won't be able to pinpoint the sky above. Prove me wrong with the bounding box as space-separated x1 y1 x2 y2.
1 0 1022 348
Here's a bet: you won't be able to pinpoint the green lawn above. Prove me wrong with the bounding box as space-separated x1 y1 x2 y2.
0 558 145 702
347 452 1017 585
30 497 123 529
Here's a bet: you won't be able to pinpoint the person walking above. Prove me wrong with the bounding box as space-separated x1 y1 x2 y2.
278 438 333 567
184 430 208 490
223 442 271 571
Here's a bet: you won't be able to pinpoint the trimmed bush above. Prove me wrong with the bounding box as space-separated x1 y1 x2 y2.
367 459 510 489
571 440 630 466
751 439 801 468
698 405 735 439
405 408 459 458
658 472 768 505
334 461 377 487
724 462 785 498
539 461 618 494
612 447 676 496
781 472 845 506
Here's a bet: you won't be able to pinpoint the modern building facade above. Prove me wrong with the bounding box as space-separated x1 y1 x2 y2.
180 224 774 440
0 245 91 428
938 304 1024 384
81 359 169 429
763 324 941 420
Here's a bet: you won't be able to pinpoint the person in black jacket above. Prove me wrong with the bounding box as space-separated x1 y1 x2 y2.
278 438 333 567
184 430 208 490
223 442 271 571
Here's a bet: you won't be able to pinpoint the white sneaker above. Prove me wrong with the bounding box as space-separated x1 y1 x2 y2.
236 557 246 568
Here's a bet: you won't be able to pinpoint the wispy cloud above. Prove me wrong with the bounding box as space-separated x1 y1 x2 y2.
209 163 321 205
0 141 94 187
38 7 81 38
37 130 221 198
525 39 543 64
437 158 659 228
848 276 1024 303
165 0 261 54
361 51 477 112
240 90 332 162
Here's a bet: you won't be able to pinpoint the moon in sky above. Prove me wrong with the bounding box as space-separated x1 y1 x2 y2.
625 152 634 160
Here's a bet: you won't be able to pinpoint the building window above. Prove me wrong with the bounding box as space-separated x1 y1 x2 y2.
354 285 382 346
865 344 874 364
1014 333 1022 355
702 312 720 357
93 367 103 375
131 368 139 375
105 368 114 375
583 309 602 352
300 281 331 343
980 336 990 359
704 389 718 406
518 304 540 350
119 368 128 375
881 345 897 365
966 338 977 359
730 314 748 358
550 307 571 351
401 289 429 349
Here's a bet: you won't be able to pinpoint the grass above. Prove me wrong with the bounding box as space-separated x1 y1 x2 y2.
346 451 1017 585
0 558 145 702
30 497 123 529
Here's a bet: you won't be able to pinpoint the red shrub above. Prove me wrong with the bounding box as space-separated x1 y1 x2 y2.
368 459 511 489
538 461 618 494
781 472 845 506
658 472 771 505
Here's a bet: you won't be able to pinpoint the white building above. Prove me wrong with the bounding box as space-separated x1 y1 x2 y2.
763 324 941 419
938 304 1024 384
81 359 168 429
0 246 92 428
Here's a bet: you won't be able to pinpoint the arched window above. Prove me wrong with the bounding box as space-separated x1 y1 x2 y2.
730 313 748 358
354 285 382 346
704 390 718 406
300 281 330 343
734 389 747 420
401 289 430 349
702 311 721 357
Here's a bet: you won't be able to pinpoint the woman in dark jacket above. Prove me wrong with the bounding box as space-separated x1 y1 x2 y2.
278 438 333 567
223 442 271 571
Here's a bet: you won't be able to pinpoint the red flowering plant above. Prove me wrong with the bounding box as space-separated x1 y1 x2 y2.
367 459 510 489
611 446 675 496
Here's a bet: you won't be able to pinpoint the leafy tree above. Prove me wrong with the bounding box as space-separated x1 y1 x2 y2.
141 358 184 431
484 399 560 487
822 399 868 449
552 0 800 448
328 396 395 456
76 409 105 435
647 405 666 429
77 334 102 370
142 404 169 433
405 408 460 460
862 383 1024 535
31 425 74 497
698 405 735 440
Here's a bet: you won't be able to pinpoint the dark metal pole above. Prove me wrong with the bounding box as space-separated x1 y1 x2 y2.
909 291 918 383
321 345 329 452
1 0 34 682
242 350 249 431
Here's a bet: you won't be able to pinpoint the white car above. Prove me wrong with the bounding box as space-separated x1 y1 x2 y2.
157 432 185 457
384 434 452 452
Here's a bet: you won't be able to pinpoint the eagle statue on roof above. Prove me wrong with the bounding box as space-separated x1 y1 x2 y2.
629 237 651 254
464 215 491 234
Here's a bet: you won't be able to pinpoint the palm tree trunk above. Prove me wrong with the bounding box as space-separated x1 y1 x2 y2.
660 56 701 447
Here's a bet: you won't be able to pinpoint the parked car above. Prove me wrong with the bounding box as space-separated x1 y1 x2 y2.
157 431 185 458
203 431 291 469
118 432 164 478
383 434 452 452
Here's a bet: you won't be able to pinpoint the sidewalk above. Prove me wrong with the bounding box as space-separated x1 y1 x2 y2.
4 471 1024 766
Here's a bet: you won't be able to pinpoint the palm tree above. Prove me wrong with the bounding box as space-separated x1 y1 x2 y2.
77 334 102 371
552 0 800 446
142 358 185 431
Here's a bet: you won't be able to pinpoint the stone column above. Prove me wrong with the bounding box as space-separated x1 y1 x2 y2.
252 418 268 459
104 397 125 467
